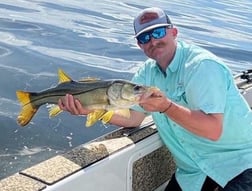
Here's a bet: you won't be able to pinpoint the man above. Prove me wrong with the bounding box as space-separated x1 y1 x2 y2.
59 7 252 191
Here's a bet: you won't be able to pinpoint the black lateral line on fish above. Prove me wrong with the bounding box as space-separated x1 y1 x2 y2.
26 80 122 105
25 90 106 106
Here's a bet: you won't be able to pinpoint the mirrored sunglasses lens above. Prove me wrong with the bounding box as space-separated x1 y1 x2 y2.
137 33 150 44
152 27 166 39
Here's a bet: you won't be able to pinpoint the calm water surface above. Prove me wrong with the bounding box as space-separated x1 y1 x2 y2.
0 0 251 180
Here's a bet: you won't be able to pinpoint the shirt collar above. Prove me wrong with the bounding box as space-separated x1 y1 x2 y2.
154 41 181 75
167 41 181 73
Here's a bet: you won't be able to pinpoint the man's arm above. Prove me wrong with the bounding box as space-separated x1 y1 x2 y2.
139 90 223 141
109 110 146 128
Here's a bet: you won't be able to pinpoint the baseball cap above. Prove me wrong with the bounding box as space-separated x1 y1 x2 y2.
133 7 172 37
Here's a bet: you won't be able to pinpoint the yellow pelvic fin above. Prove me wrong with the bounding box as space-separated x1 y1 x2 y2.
58 69 73 83
85 109 131 127
86 110 107 127
16 91 37 126
99 110 114 124
47 104 63 117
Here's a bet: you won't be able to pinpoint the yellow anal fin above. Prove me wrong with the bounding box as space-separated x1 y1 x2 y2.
47 104 63 117
86 110 107 127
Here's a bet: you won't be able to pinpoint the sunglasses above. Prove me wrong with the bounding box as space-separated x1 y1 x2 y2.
137 26 172 44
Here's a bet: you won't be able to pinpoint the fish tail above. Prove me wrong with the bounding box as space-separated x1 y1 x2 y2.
16 90 38 126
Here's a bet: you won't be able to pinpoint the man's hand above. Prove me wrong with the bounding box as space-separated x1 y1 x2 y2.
58 94 92 115
139 89 172 113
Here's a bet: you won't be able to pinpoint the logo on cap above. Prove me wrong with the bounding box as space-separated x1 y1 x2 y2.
140 12 159 24
134 7 172 37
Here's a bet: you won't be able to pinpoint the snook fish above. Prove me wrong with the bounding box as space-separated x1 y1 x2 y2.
16 69 156 127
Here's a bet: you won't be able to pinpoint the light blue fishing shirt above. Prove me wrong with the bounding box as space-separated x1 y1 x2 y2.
132 40 252 191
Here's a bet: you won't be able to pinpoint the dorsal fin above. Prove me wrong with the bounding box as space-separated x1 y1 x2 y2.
58 69 72 83
79 77 101 83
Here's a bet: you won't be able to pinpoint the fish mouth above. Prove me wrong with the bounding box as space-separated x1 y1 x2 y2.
133 87 156 101
142 86 159 98
134 94 142 102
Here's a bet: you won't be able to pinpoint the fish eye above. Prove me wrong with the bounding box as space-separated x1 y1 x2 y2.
134 85 142 91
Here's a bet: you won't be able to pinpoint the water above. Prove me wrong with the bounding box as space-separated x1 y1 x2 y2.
0 0 251 180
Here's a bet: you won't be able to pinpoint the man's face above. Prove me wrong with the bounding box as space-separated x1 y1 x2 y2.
137 27 177 62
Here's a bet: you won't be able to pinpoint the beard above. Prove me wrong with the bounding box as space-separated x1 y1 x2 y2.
147 41 167 59
149 41 166 54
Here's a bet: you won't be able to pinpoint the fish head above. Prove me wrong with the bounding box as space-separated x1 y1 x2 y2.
107 80 158 107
